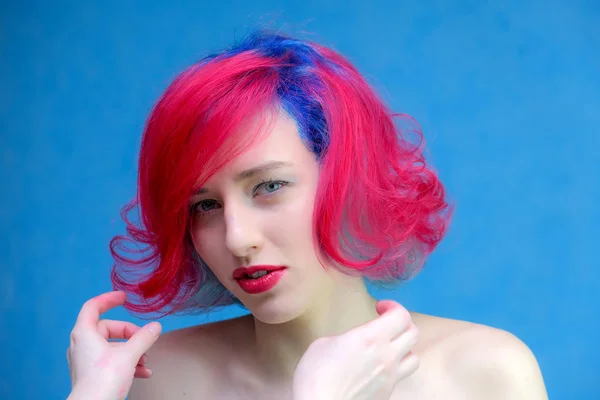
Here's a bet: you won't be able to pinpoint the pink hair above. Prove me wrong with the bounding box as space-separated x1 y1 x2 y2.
110 32 453 316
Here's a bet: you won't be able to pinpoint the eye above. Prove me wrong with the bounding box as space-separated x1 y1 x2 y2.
192 199 221 214
253 180 288 196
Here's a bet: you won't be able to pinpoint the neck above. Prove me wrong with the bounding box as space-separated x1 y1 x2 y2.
251 274 379 385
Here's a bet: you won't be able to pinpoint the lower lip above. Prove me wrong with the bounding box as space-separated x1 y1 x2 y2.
235 269 286 294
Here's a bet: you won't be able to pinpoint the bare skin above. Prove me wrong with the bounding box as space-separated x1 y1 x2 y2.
128 311 546 399
121 109 546 399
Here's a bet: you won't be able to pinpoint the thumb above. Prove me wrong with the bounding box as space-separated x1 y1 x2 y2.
125 321 162 361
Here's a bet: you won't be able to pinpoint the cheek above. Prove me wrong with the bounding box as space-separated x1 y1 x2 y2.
190 223 224 265
267 193 316 251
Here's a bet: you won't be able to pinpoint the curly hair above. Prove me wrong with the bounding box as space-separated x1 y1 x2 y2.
110 31 453 317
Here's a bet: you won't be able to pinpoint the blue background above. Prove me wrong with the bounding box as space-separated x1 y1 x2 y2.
1 1 598 398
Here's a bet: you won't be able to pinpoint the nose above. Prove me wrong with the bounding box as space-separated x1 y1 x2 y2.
224 199 263 259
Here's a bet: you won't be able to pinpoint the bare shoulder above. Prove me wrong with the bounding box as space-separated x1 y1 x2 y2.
411 312 548 399
128 315 254 400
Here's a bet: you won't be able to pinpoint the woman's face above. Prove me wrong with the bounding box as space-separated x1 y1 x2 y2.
189 111 336 323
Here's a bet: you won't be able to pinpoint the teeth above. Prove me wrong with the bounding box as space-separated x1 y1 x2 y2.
249 271 268 279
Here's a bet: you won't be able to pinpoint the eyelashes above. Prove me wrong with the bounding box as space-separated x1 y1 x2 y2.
190 179 291 215
253 178 289 196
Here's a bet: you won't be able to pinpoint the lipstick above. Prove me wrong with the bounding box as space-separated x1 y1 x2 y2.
232 265 287 294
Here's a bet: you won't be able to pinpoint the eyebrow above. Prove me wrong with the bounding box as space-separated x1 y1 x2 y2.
196 161 294 194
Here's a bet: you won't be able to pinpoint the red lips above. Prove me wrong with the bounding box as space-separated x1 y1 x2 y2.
232 265 287 279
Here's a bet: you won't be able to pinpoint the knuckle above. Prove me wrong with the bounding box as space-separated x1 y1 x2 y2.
362 330 379 347
81 298 94 311
379 349 397 368
402 352 420 370
69 328 82 343
407 325 420 342
408 354 420 373
411 323 420 335
396 307 411 323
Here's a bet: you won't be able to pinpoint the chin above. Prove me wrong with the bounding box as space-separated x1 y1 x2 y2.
243 295 308 325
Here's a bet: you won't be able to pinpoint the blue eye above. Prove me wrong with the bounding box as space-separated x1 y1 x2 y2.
254 180 288 196
191 180 289 215
193 199 220 214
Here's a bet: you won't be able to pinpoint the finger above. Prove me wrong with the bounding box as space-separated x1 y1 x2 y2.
395 351 420 381
97 319 141 340
376 300 402 316
138 354 147 366
362 301 411 341
110 344 147 365
75 291 127 329
125 321 162 361
134 365 153 379
391 323 419 356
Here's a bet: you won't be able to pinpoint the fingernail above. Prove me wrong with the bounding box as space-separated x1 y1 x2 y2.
147 322 160 335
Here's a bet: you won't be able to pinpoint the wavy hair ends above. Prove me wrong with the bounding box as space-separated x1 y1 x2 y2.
110 30 453 317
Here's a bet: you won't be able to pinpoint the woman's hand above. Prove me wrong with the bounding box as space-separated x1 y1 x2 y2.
292 300 419 400
66 291 162 400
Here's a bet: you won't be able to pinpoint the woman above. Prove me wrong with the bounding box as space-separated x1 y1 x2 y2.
67 31 547 399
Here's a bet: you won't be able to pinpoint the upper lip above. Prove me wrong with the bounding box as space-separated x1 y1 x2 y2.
232 265 287 279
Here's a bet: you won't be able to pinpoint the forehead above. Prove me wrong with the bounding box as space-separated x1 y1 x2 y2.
218 110 314 175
